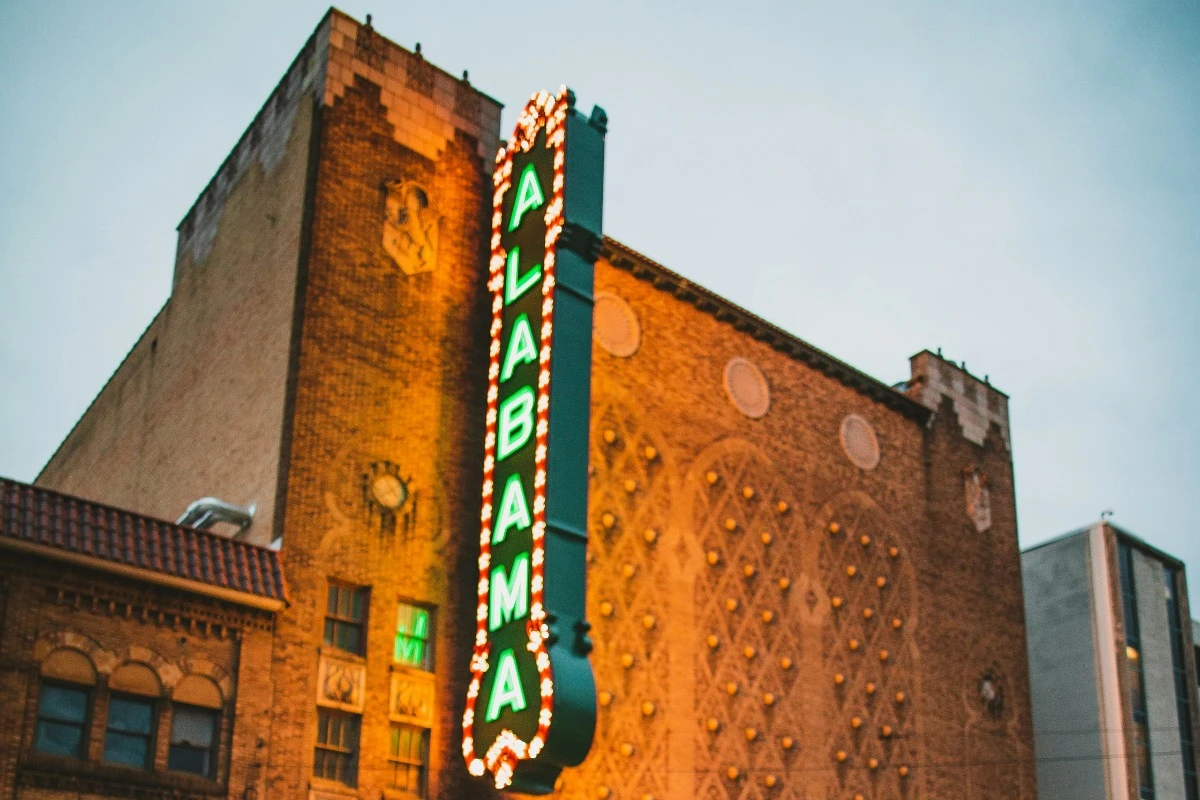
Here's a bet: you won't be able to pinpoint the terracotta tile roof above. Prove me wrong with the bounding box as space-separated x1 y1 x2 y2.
0 477 286 605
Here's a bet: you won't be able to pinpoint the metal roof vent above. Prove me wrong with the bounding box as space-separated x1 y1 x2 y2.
177 497 255 536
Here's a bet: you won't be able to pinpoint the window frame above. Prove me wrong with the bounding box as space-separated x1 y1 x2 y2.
313 707 360 787
167 703 220 779
324 582 369 657
387 722 429 797
34 681 92 760
103 692 157 770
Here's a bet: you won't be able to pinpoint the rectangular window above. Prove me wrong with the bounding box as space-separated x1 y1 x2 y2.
388 723 429 797
1117 541 1155 799
314 708 359 787
168 704 219 777
324 584 368 656
394 602 433 670
104 695 155 768
35 683 89 758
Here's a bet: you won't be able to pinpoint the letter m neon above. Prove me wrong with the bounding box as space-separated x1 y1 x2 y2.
489 553 530 632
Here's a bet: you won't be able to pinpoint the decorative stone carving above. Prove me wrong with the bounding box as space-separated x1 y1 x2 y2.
840 414 880 471
316 654 366 713
383 182 439 276
964 466 992 533
723 358 770 419
593 292 641 357
389 668 435 727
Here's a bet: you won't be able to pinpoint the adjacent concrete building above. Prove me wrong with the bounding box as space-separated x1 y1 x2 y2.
1023 523 1200 800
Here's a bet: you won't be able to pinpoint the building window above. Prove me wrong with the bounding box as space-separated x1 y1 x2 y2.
314 708 359 786
325 584 368 656
34 683 90 758
104 694 155 768
388 723 429 796
394 602 433 670
168 705 219 777
1164 567 1199 800
1118 541 1155 799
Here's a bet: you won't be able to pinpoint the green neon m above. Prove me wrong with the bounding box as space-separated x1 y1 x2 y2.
489 552 530 631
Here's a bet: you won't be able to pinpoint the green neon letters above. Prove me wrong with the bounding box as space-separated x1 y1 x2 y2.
508 163 545 232
505 248 542 306
501 314 538 382
485 648 529 722
489 553 530 631
493 474 532 545
497 386 535 462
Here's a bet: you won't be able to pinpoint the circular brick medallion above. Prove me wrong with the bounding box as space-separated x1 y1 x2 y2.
840 414 880 470
724 358 770 419
593 291 641 357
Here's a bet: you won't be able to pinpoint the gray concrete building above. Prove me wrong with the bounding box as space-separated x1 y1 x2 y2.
1023 523 1200 800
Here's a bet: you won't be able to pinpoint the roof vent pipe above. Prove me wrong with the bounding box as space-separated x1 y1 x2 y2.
177 497 256 535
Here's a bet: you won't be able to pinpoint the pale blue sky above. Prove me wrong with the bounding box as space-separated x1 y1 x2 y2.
1 2 1198 597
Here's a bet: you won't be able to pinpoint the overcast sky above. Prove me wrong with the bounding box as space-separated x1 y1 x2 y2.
2 2 1197 598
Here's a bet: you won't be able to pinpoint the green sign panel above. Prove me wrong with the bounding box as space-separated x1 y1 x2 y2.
462 87 606 793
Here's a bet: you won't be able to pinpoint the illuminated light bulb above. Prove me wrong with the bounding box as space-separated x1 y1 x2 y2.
868 758 879 770
762 693 775 706
621 653 634 669
743 646 756 659
725 598 738 612
761 532 772 545
602 513 616 528
846 565 857 577
892 617 903 629
836 750 847 763
764 774 777 788
889 546 900 558
706 717 720 732
854 795 865 800
624 479 637 493
829 522 841 535
898 766 910 778
622 563 636 578
643 529 658 544
619 742 634 757
860 535 871 547
724 518 738 532
831 596 843 609
600 601 614 617
725 682 739 696
865 682 876 695
862 608 873 620
726 767 739 780
642 614 656 630
879 649 890 662
881 724 893 737
876 576 888 589
743 564 756 578
744 728 757 742
848 639 860 651
781 657 793 670
705 471 719 485
641 701 655 717
780 736 793 750
778 577 790 590
776 501 789 513
706 634 720 649
598 691 612 707
851 717 862 729
895 690 906 703
643 445 657 460
742 486 755 499
762 610 775 624
834 673 845 685
706 550 721 566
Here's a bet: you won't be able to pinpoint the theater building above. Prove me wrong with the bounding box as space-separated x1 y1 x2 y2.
3 9 1037 800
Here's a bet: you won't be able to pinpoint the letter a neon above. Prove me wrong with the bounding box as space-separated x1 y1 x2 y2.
497 386 534 461
485 648 528 722
501 314 538 382
505 248 542 306
492 474 531 544
508 163 545 232
489 553 529 631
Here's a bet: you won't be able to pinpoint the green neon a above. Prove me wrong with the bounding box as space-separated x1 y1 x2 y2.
504 248 542 306
497 386 535 462
501 314 538 383
485 648 528 722
492 473 531 545
508 163 545 232
489 553 530 631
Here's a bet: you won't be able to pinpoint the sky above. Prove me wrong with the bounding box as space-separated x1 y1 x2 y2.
1 2 1198 599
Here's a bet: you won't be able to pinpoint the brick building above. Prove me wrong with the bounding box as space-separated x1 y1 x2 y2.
10 8 1038 800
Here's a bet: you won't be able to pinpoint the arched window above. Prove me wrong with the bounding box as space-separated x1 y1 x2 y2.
104 663 161 769
35 649 97 759
169 675 223 777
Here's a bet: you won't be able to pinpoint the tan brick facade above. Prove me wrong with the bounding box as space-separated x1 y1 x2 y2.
23 9 1038 800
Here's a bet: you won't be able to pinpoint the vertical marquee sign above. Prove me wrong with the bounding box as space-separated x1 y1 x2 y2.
463 88 606 793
